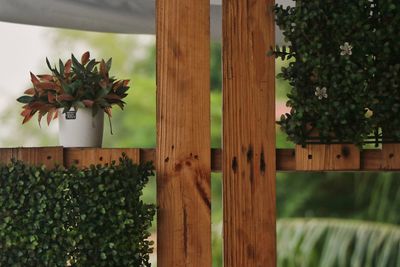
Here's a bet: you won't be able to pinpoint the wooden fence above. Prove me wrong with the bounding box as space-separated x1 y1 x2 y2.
1 145 400 267
1 147 398 172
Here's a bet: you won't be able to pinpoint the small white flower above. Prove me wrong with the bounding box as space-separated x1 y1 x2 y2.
365 108 373 118
315 86 328 100
340 42 353 56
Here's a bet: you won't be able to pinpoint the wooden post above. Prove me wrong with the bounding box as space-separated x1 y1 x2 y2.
223 0 276 266
156 0 211 266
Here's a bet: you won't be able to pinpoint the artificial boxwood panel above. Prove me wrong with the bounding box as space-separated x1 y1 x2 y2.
274 0 400 146
0 156 155 267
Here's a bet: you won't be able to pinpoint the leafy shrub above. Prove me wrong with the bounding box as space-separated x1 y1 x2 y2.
17 51 130 126
273 0 400 146
0 156 155 267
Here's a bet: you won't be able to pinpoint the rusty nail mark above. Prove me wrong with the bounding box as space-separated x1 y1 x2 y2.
342 146 350 157
175 163 182 172
232 157 238 173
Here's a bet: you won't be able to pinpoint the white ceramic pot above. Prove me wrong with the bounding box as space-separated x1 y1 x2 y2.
58 108 104 147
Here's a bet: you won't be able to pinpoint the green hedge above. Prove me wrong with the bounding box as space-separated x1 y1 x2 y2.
0 156 155 267
273 0 400 146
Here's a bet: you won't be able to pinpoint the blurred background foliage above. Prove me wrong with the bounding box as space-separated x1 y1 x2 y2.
3 30 400 266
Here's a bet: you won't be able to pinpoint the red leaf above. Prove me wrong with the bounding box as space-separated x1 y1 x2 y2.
24 88 36 95
30 72 40 85
37 74 53 81
29 102 45 110
38 111 45 127
81 51 90 65
48 93 56 103
22 113 34 124
39 104 52 112
47 109 55 125
82 100 94 107
104 94 121 100
35 82 56 90
64 59 72 76
53 110 58 120
21 108 32 117
100 60 107 77
57 94 74 101
112 80 122 90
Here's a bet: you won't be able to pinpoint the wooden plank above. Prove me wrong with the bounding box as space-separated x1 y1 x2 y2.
156 0 211 266
222 0 276 265
276 149 296 171
141 149 156 165
382 144 400 169
0 147 63 168
64 148 140 168
0 148 13 165
1 147 399 172
296 144 360 171
361 149 383 171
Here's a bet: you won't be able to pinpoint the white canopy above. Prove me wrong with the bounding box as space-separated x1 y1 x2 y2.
0 0 292 41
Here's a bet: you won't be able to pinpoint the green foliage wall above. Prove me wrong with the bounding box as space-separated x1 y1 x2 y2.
274 0 400 146
0 156 155 267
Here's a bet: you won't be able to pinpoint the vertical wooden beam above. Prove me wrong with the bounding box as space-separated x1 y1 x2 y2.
223 0 276 266
156 0 211 266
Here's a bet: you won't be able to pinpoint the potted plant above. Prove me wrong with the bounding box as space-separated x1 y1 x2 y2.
17 51 130 147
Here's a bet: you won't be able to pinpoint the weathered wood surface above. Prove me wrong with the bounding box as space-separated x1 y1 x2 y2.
382 144 400 170
296 144 361 171
222 0 276 265
0 148 398 171
156 0 211 265
0 147 63 168
64 148 140 167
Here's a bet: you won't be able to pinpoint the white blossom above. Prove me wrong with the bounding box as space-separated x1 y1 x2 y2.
315 87 328 100
340 42 353 56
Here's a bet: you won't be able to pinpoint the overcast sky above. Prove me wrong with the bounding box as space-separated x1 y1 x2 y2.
0 22 52 107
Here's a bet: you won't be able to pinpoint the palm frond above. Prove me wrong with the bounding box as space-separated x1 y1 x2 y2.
278 218 400 267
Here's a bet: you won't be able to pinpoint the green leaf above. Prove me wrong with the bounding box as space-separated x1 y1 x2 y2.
71 53 84 73
59 59 64 75
106 58 112 71
17 96 33 103
86 59 98 72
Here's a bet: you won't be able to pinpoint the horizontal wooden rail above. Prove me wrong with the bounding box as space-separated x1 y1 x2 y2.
0 147 398 172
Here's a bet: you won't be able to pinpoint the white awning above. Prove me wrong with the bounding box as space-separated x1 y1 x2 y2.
0 0 292 42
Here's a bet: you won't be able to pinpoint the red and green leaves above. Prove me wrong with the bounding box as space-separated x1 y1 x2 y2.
17 51 130 127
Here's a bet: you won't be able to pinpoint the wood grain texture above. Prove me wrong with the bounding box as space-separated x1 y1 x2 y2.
222 0 276 266
0 148 399 171
0 147 63 168
64 148 140 168
382 144 400 169
361 149 383 171
156 0 211 266
296 144 360 171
